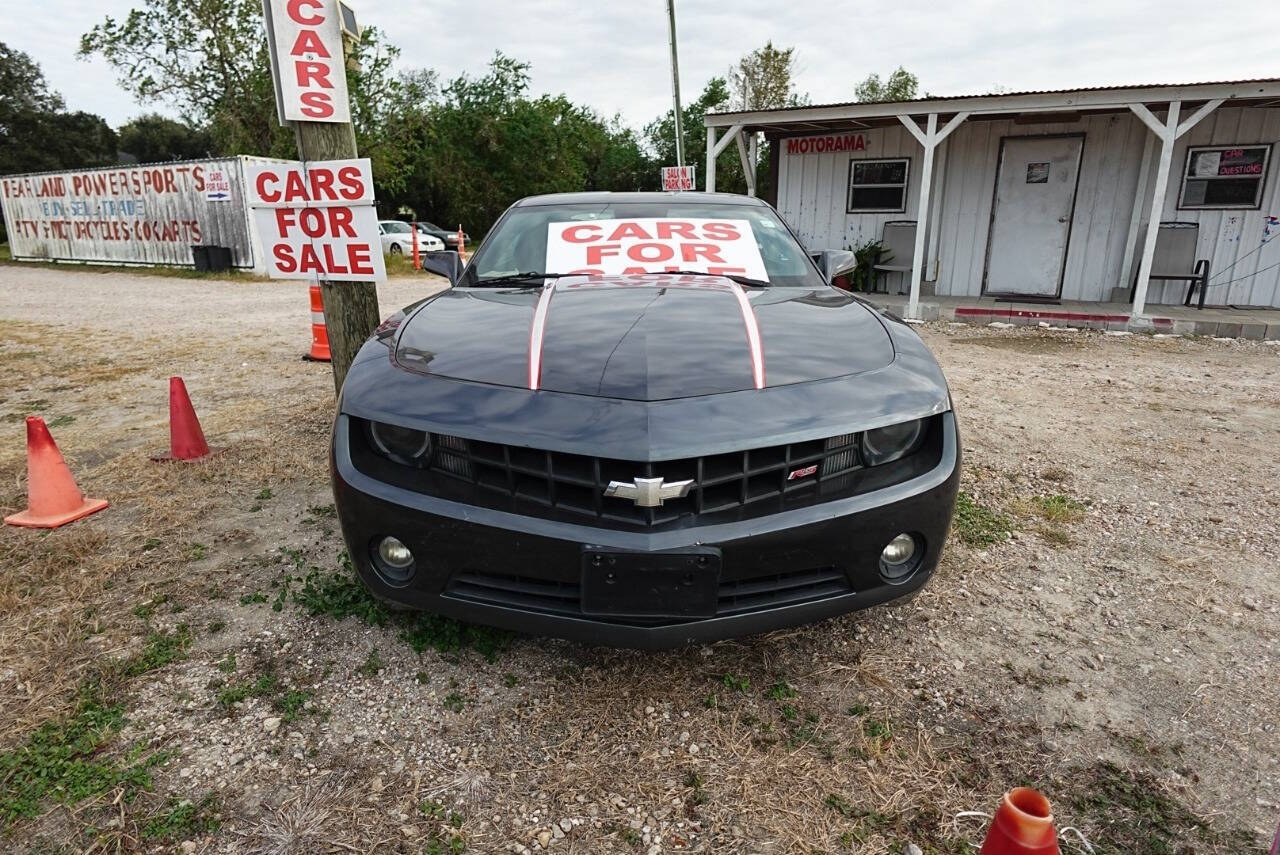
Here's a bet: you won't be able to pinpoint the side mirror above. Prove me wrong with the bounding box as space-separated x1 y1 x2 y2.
814 249 857 283
422 250 463 284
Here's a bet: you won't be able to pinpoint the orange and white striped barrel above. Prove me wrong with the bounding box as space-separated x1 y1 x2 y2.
306 284 331 362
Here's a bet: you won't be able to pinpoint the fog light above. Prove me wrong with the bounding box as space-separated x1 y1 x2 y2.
372 536 416 586
378 537 414 568
881 533 915 565
879 533 921 583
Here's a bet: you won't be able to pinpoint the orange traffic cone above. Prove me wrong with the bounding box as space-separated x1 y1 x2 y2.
979 788 1060 854
304 284 331 362
151 377 224 462
456 225 466 259
4 416 108 529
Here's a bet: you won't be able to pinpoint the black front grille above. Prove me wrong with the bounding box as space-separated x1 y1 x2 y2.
445 567 852 623
426 432 863 527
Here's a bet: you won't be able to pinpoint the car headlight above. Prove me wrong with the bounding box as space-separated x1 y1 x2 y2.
861 418 925 466
368 420 432 467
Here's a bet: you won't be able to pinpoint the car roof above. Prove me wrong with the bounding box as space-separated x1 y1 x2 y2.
511 191 768 208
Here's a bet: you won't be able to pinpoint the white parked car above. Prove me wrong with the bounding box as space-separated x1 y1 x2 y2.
378 220 445 255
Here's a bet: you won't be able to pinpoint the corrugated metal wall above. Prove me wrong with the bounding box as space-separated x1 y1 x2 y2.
776 106 1280 306
1161 107 1280 307
777 123 922 254
0 157 258 269
931 113 1149 302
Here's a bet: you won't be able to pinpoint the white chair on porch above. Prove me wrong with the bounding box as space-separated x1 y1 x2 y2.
1130 221 1211 309
872 221 916 294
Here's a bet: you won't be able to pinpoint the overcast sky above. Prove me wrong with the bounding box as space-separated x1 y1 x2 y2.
5 0 1280 132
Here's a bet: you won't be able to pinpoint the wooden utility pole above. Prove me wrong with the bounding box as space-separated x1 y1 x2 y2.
262 0 381 393
293 120 380 394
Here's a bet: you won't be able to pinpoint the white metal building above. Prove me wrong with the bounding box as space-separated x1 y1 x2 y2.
704 79 1280 321
0 156 290 273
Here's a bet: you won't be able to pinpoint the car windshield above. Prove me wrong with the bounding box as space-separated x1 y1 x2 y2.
465 201 824 287
420 222 441 231
382 222 410 234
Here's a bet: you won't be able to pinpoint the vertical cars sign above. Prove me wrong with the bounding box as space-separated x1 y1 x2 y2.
246 158 385 281
265 0 351 122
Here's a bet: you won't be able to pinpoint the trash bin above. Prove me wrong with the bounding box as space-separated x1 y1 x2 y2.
191 245 233 273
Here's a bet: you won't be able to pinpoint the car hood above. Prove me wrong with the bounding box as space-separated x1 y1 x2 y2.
393 275 895 401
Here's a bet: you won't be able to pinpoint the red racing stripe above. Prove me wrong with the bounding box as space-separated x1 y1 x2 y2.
528 281 557 390
724 281 766 389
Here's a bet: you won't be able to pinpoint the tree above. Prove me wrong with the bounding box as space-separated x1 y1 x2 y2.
854 67 921 102
0 42 64 116
727 42 808 112
645 77 744 188
377 53 655 235
0 42 117 176
118 113 213 162
80 0 288 157
79 0 405 161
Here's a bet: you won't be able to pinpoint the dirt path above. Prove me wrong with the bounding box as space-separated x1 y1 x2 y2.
1 265 1277 853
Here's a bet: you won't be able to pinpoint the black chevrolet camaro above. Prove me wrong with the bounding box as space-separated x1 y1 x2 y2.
331 192 960 648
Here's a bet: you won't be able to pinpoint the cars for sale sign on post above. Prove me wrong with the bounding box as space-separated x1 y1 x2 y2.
246 158 385 282
661 165 696 191
544 218 768 280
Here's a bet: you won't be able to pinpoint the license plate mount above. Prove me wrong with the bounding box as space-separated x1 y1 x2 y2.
580 546 721 619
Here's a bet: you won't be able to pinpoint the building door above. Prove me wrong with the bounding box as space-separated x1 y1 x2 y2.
984 135 1084 297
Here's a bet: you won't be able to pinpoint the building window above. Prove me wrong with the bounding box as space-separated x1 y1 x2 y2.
1179 145 1271 210
847 158 910 213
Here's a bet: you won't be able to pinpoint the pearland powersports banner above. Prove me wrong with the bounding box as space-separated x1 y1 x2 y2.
0 159 256 267
544 218 769 280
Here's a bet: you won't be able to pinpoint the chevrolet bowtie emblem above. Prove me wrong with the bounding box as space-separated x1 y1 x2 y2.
603 476 695 508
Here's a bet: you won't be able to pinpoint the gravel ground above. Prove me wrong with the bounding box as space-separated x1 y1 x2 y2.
1 264 1277 854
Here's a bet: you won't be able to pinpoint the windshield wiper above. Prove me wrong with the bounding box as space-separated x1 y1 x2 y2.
471 270 772 288
471 272 569 287
661 270 771 288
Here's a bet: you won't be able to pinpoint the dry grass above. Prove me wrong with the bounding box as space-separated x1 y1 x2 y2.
433 639 994 852
0 314 334 747
1007 493 1088 547
2 285 1275 852
243 775 353 854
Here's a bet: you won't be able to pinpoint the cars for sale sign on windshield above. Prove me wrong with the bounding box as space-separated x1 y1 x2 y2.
544 218 769 280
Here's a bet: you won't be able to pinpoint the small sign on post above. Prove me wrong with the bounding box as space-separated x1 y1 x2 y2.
246 158 385 282
204 168 232 201
661 165 696 191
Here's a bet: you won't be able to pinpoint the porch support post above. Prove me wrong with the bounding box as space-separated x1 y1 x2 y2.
736 131 757 196
705 124 742 194
1129 98 1222 318
1120 132 1155 290
1130 101 1180 318
706 127 718 192
897 111 967 320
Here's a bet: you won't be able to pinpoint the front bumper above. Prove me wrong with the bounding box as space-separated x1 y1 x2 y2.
331 412 960 649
